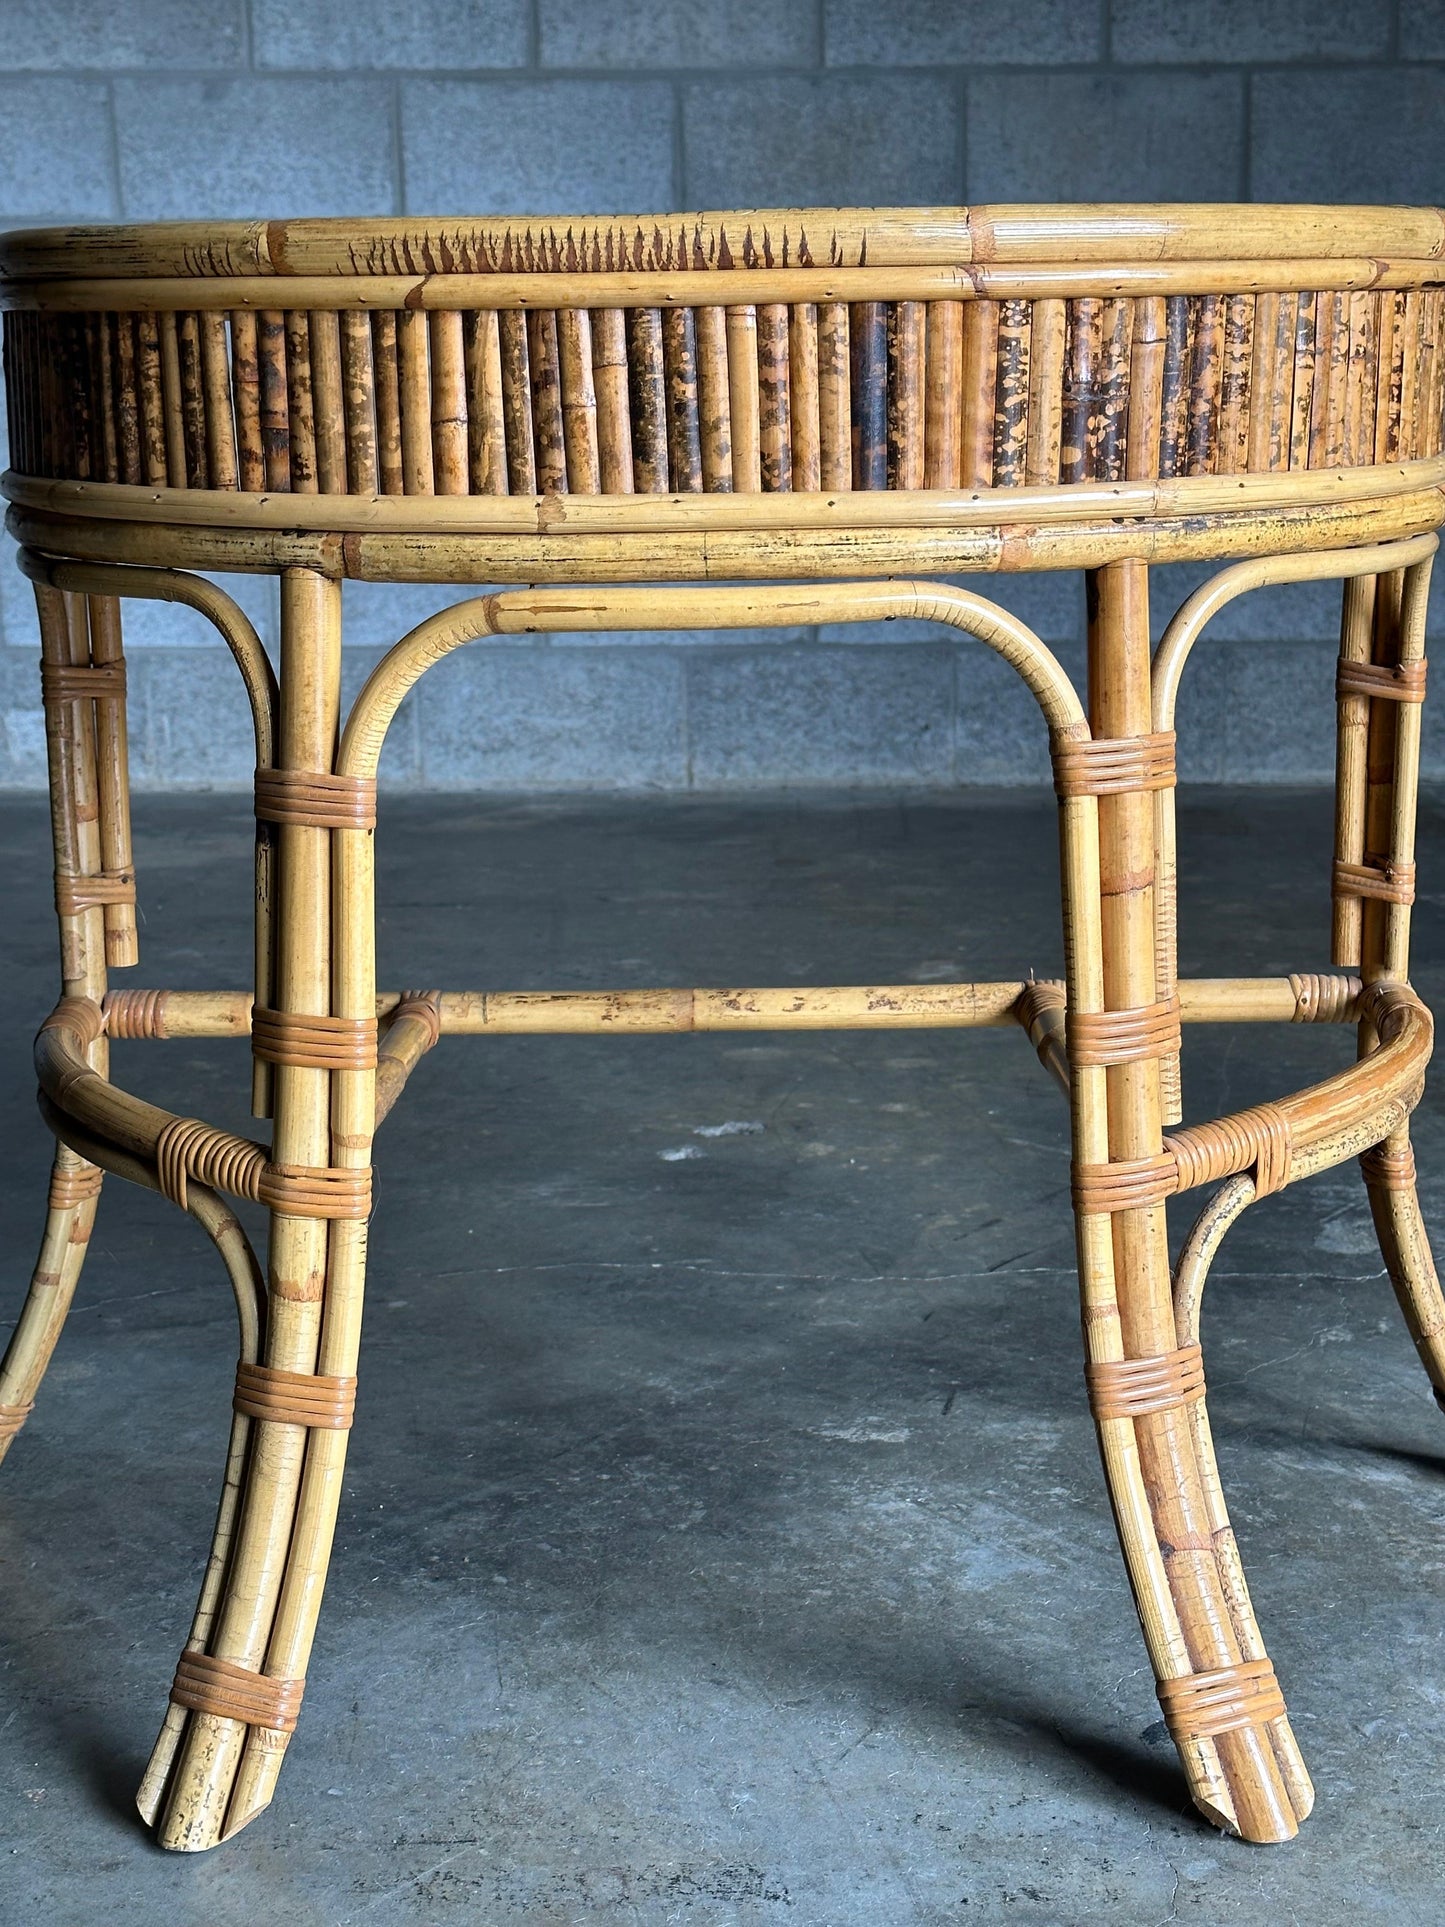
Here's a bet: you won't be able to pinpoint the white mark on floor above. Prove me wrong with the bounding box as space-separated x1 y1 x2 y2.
692 1120 765 1138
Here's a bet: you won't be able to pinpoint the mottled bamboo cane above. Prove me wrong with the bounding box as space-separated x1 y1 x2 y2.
371 311 404 495
136 313 168 486
397 309 434 495
1374 289 1406 465
158 312 187 485
627 307 668 492
256 313 290 492
308 310 346 495
1187 294 1224 478
1060 298 1101 487
1025 297 1066 485
497 311 535 495
87 593 136 967
817 302 851 489
95 313 119 482
200 314 238 490
462 309 507 495
756 303 792 492
990 299 1029 488
849 300 887 490
1288 292 1318 472
886 299 925 491
788 303 821 492
176 313 208 488
1158 296 1193 479
662 307 702 493
339 310 378 495
230 311 264 492
115 312 142 485
1218 294 1254 474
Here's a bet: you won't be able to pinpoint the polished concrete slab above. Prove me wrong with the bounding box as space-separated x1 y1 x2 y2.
1 787 1444 1925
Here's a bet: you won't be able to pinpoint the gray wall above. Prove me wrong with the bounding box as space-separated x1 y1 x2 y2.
0 0 1443 791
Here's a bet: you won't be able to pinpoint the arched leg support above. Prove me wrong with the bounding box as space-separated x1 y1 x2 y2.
0 1148 102 1461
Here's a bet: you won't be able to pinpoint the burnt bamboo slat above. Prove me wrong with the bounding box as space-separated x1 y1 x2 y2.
2 203 1444 1862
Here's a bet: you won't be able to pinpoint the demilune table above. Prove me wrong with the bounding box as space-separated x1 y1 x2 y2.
0 205 1441 1850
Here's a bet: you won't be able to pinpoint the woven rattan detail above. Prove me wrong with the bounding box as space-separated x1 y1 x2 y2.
251 1007 378 1071
1072 1153 1178 1214
1361 1141 1418 1190
233 1360 356 1430
1167 1100 1293 1198
54 867 136 916
1156 1658 1287 1743
1086 1343 1206 1421
1332 857 1417 906
48 1162 102 1209
41 997 105 1047
255 1163 372 1219
1051 731 1176 799
1336 657 1428 704
168 1650 305 1734
154 1116 267 1214
1068 995 1182 1067
104 987 169 1038
38 659 126 705
0 1400 35 1440
1287 972 1361 1022
254 767 378 831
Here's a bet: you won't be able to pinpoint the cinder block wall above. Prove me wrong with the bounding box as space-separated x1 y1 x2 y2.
0 0 1442 790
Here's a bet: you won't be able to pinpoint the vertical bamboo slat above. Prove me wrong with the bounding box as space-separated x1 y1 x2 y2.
95 314 119 483
959 299 1000 488
230 311 264 492
498 311 536 495
176 313 208 489
1308 291 1341 470
817 302 851 490
1217 294 1254 474
200 313 238 490
886 299 925 491
990 299 1029 488
309 311 346 495
527 311 567 494
849 300 887 491
283 313 317 494
726 305 762 492
925 300 964 489
788 303 822 493
1060 298 1101 487
590 307 634 493
662 307 702 493
136 313 169 487
462 310 508 495
1186 293 1224 478
558 309 601 494
1126 296 1166 481
1095 297 1134 482
1374 289 1406 465
756 304 792 492
1026 298 1066 485
627 308 668 492
114 313 141 485
339 310 378 495
371 312 404 495
1158 297 1193 479
158 313 187 487
257 312 290 492
427 310 469 496
397 309 434 495
694 305 731 491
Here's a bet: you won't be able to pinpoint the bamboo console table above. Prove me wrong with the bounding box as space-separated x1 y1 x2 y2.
1 206 1442 1851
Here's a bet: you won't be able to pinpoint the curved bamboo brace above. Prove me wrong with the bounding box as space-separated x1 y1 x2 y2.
16 551 278 767
1174 1175 1257 1349
338 578 1087 782
1147 532 1440 1124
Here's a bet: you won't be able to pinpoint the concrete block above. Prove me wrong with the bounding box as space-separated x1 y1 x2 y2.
114 78 397 221
402 80 676 215
825 0 1098 65
1250 69 1445 203
1112 0 1390 62
686 645 954 787
1401 2 1445 58
0 645 46 787
1150 560 1341 644
0 79 115 219
418 645 687 788
254 0 528 69
684 77 960 209
129 649 260 788
967 74 1244 202
540 0 816 69
1215 637 1337 781
956 646 1053 786
0 0 242 68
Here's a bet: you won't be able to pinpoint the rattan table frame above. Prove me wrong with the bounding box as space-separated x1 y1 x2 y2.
1 204 1443 1850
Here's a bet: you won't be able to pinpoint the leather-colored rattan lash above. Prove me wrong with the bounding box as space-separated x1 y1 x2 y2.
168 1651 305 1733
1051 730 1177 798
233 1361 356 1430
254 767 377 830
1086 1343 1207 1420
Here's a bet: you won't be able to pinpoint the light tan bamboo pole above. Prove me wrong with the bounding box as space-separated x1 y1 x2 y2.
558 308 601 494
309 310 346 494
1089 558 1299 1841
924 300 963 488
694 305 731 490
371 311 404 494
153 569 342 1850
397 309 434 495
230 311 264 491
0 582 110 1461
816 302 850 489
339 309 379 495
591 307 635 493
1359 570 1405 978
200 312 239 490
462 309 507 494
427 309 468 496
788 303 821 491
226 636 375 1836
726 305 762 491
86 592 137 967
1333 574 1376 966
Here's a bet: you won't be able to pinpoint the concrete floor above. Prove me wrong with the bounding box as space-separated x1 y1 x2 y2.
2 787 1444 1925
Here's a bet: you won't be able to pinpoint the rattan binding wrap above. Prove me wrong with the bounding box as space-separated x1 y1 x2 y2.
1287 972 1360 1022
1361 1142 1418 1189
233 1361 356 1430
1336 657 1427 703
1332 857 1417 905
250 1008 378 1070
1156 1659 1287 1743
105 986 169 1038
1068 995 1181 1067
1167 1100 1293 1198
254 1163 372 1219
1051 730 1176 797
1072 1152 1178 1213
39 659 126 703
47 1162 102 1209
54 868 136 915
254 767 377 830
169 1650 305 1734
0 1400 35 1440
1086 1342 1206 1420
